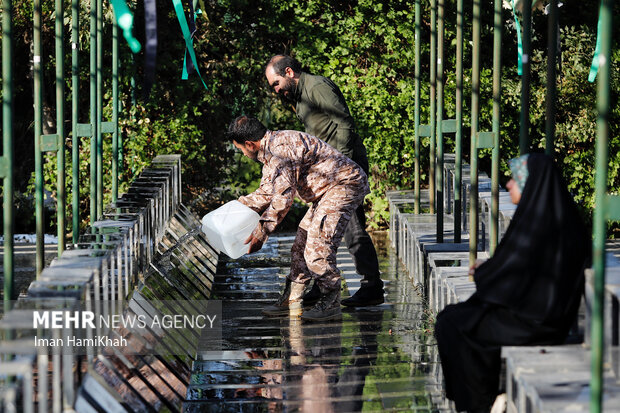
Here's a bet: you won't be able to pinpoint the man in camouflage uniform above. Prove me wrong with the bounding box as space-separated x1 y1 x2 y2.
228 115 369 321
265 54 384 307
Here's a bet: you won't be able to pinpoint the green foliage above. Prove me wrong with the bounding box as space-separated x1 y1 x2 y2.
499 22 620 224
268 0 429 228
4 0 620 235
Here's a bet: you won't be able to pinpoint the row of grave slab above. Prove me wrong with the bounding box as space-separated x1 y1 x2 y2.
388 155 620 412
3 150 620 412
0 155 222 412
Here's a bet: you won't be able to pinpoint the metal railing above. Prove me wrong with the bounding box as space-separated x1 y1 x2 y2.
0 156 188 412
2 0 15 313
591 1 616 411
28 0 123 283
407 1 615 411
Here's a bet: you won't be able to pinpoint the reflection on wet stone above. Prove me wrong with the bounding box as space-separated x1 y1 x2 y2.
184 233 446 412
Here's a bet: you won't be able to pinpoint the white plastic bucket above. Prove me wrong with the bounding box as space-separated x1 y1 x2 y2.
201 200 260 259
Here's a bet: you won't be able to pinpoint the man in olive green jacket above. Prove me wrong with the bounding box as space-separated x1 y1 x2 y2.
265 54 384 307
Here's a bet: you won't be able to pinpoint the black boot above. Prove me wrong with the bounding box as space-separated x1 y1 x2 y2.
301 288 342 321
302 282 321 306
341 284 385 307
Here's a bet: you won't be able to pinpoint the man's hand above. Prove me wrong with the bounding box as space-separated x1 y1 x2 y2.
245 234 264 254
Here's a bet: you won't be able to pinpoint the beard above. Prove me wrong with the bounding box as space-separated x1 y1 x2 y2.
277 77 296 104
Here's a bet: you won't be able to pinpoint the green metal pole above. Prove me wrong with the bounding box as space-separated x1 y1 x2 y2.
89 0 97 224
118 105 123 182
429 0 437 214
454 0 463 243
469 0 481 267
490 0 503 254
3 0 15 311
34 0 45 277
55 0 66 256
130 53 136 177
96 0 103 217
414 0 421 214
519 0 531 155
591 3 613 411
118 54 124 179
71 0 79 243
545 0 558 157
436 0 445 242
112 20 119 202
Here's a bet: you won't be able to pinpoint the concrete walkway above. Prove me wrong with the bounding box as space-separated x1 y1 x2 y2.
184 234 450 412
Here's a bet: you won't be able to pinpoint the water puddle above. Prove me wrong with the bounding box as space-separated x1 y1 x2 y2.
184 233 449 412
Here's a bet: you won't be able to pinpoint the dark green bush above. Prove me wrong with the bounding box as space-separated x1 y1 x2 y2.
3 0 619 235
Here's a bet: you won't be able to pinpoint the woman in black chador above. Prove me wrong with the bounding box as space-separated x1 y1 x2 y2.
434 153 590 413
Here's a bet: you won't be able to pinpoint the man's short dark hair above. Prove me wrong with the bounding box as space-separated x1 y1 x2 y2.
227 116 267 144
267 55 302 76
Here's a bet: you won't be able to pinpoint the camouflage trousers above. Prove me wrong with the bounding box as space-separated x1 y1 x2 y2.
288 184 366 292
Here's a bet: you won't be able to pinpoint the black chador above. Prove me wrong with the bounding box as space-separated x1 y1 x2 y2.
434 153 590 412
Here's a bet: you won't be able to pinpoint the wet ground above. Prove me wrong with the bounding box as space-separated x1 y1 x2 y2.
184 232 449 412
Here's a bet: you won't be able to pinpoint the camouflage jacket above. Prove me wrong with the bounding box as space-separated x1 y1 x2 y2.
238 130 369 242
